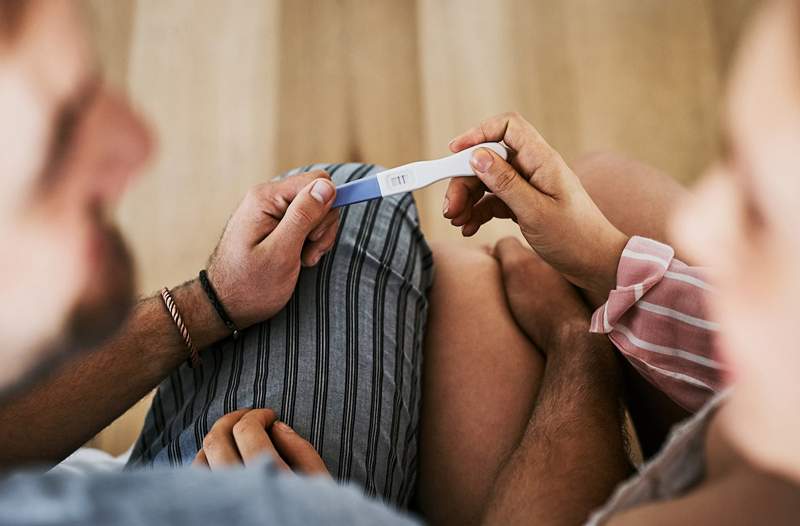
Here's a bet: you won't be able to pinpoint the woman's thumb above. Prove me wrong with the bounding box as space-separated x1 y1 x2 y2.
470 148 543 219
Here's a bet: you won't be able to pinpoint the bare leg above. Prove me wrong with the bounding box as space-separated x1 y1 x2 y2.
414 243 545 526
573 151 694 265
572 152 693 458
414 153 695 522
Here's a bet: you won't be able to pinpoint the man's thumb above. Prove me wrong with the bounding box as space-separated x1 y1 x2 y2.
271 178 336 252
470 148 543 217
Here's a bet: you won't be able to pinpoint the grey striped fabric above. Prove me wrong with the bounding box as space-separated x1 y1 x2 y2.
127 163 434 509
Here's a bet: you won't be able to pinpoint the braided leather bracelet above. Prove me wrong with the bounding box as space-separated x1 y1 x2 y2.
198 270 240 339
160 287 201 368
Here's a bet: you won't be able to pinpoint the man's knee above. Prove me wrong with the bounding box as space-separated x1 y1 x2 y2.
429 241 494 269
428 242 499 293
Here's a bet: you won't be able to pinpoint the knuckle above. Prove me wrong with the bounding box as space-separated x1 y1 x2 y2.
455 178 476 196
232 419 252 437
307 168 330 179
246 183 271 202
244 188 259 203
288 206 315 230
297 437 315 451
496 238 528 271
492 167 518 194
539 146 560 167
202 433 220 452
208 417 228 433
321 234 337 252
256 407 276 419
289 172 312 185
207 410 243 436
496 236 517 248
245 408 276 425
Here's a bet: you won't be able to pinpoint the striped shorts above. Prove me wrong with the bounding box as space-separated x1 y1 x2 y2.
127 163 434 509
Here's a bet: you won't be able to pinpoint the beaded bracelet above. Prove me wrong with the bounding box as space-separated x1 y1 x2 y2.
160 287 201 367
198 270 240 340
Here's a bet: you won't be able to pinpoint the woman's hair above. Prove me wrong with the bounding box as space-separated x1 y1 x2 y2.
0 0 31 46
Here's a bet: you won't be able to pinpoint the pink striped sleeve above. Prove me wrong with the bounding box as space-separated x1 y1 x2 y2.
590 236 726 412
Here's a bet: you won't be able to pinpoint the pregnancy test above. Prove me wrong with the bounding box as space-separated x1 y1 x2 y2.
332 142 508 208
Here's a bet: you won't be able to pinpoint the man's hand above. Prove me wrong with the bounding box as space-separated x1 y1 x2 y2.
493 237 588 354
193 408 330 477
0 172 339 469
444 112 629 299
206 170 339 328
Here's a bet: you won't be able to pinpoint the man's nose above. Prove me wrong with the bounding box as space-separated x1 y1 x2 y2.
83 89 155 205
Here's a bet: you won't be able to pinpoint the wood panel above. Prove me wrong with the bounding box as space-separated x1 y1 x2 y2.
82 0 757 454
274 0 423 171
415 0 737 245
416 0 525 245
84 0 136 89
120 0 282 294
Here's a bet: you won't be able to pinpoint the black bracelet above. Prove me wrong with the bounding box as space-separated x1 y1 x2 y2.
198 270 240 339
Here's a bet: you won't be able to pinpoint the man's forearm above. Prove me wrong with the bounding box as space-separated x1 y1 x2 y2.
483 325 631 525
0 279 230 468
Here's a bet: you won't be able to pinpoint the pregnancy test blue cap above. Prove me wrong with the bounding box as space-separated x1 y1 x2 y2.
332 176 382 208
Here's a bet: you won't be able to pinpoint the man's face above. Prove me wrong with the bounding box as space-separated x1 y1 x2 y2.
672 0 800 481
0 0 152 390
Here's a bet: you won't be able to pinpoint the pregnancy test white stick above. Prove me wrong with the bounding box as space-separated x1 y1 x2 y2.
332 142 508 208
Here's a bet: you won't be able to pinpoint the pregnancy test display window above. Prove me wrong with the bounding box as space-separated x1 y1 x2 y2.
381 171 416 194
389 172 412 188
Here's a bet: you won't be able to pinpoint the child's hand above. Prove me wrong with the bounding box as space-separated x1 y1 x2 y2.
443 112 628 299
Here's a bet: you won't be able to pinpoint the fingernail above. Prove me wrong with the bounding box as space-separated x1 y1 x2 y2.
471 149 493 173
448 138 456 148
310 179 335 203
274 420 293 432
311 253 322 266
442 197 450 216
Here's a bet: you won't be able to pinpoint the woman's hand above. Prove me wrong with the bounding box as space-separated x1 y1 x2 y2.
444 112 628 299
206 170 339 328
194 408 330 477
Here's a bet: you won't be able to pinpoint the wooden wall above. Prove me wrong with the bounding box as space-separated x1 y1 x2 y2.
83 0 757 454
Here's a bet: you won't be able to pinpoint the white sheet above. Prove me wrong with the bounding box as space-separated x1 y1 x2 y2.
51 446 132 475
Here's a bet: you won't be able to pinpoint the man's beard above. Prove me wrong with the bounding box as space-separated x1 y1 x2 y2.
0 222 136 404
65 223 135 350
